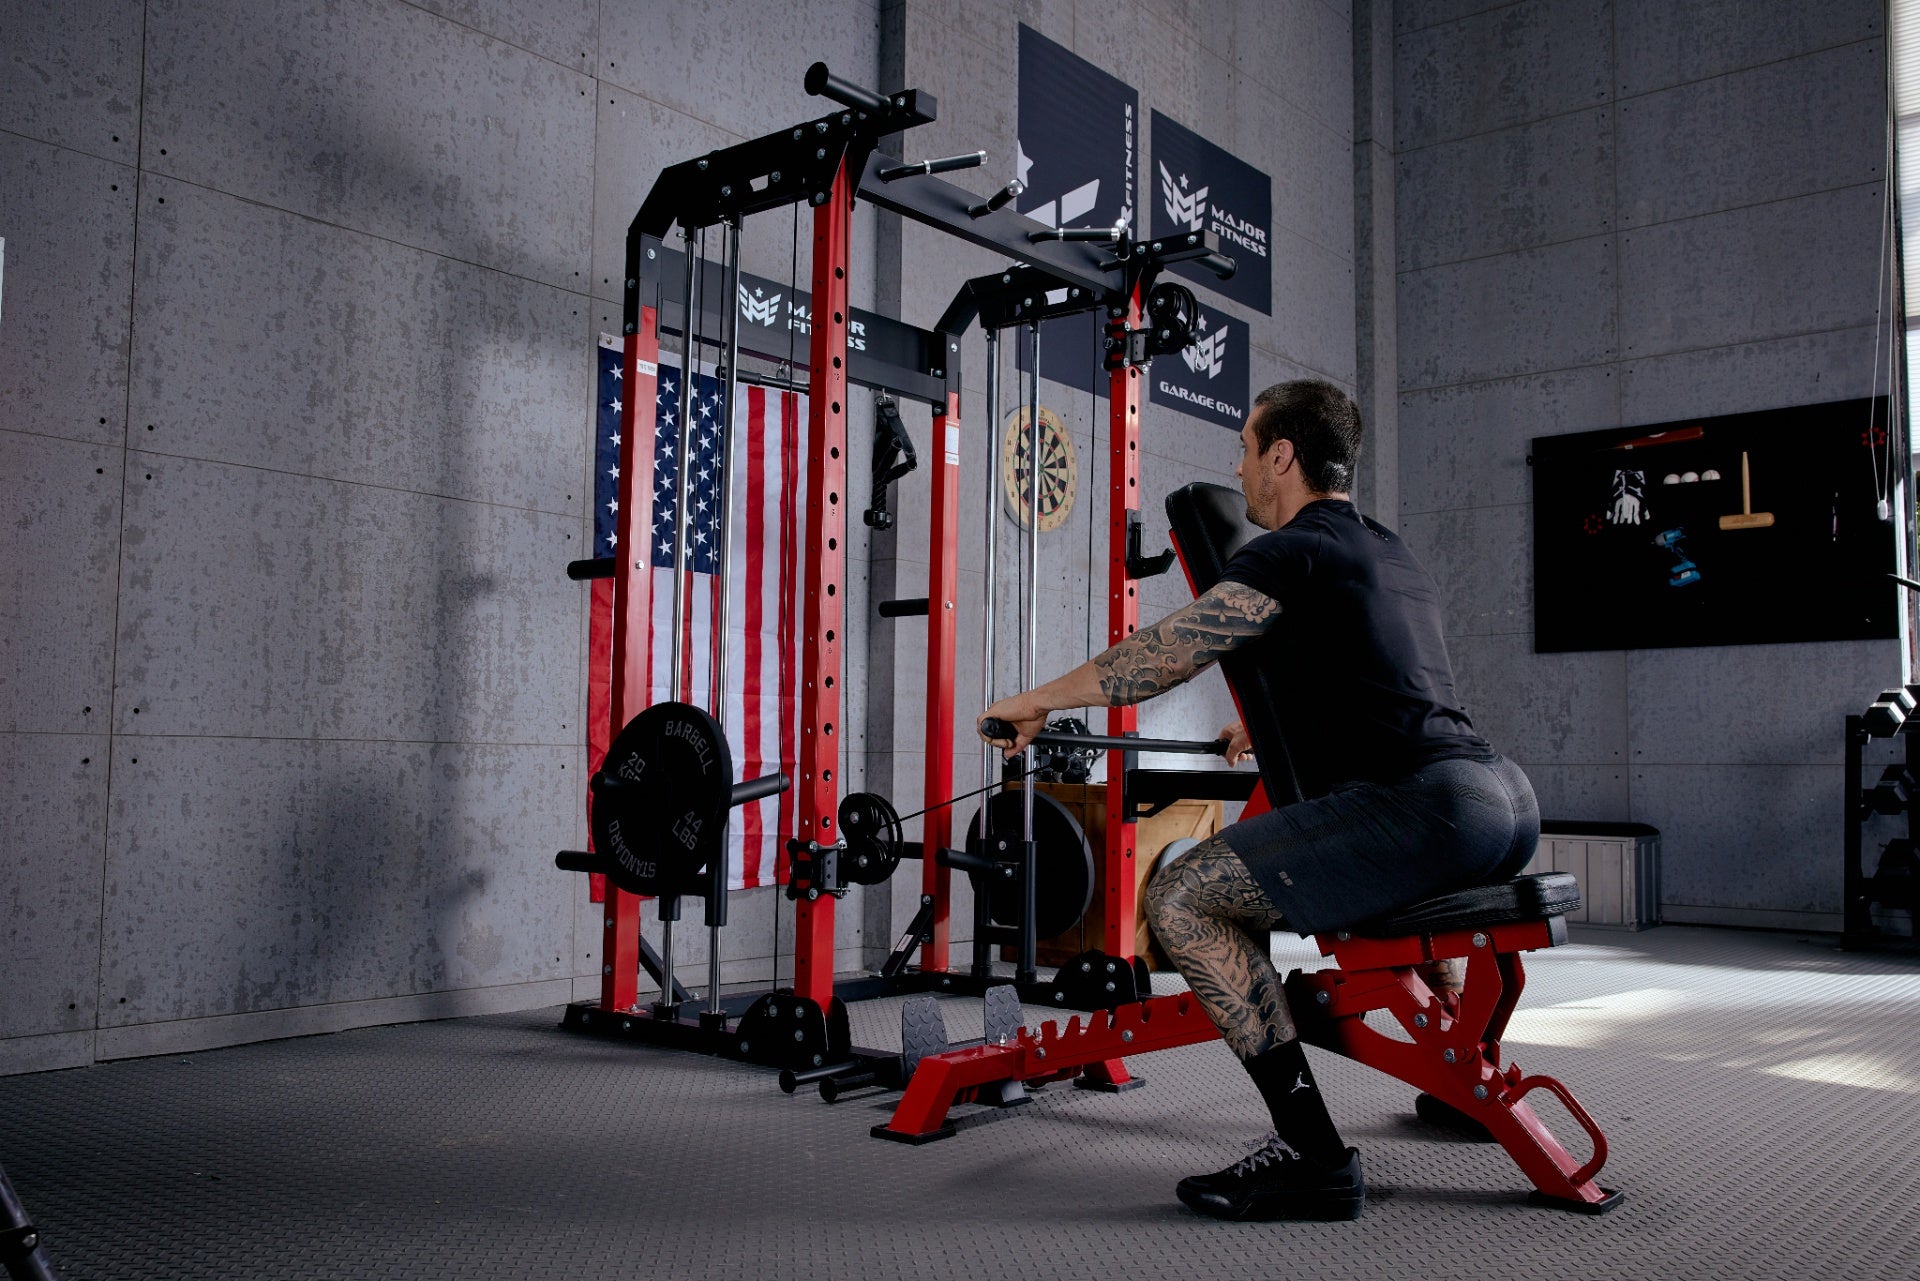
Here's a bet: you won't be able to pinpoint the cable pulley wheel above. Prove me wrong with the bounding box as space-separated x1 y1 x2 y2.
963 791 1095 939
837 792 906 886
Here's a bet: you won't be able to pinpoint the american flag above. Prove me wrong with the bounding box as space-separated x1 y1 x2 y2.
589 335 808 891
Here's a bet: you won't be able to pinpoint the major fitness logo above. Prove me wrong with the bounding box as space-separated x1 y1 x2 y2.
1181 313 1228 380
1150 111 1273 314
736 282 867 351
1159 162 1207 232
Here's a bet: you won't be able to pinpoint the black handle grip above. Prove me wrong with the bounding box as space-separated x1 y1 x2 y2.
978 717 1228 756
878 597 930 618
555 851 601 873
1197 251 1236 280
568 557 615 581
732 771 790 807
805 62 889 113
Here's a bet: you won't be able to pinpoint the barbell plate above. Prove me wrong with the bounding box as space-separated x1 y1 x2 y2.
589 701 735 898
963 790 1095 939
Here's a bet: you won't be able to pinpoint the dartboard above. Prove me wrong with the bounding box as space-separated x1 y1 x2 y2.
1001 406 1078 533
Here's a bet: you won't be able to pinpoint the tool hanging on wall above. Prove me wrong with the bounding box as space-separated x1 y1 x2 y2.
1718 451 1775 530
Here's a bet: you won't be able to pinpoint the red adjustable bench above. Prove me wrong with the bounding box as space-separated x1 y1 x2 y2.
872 482 1619 1213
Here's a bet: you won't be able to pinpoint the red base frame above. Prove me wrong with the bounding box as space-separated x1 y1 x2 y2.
874 916 1619 1210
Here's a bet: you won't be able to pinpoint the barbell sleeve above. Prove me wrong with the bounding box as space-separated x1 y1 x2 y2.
1196 251 1237 279
804 62 890 114
978 717 1228 756
567 557 615 580
731 771 790 807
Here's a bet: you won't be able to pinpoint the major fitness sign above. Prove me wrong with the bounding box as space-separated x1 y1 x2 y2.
1150 111 1272 315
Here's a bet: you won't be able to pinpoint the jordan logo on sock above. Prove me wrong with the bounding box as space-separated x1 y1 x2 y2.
1290 1072 1310 1093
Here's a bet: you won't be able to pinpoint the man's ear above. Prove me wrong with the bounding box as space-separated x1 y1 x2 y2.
1266 437 1296 476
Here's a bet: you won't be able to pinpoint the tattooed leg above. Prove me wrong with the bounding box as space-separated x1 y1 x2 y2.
1143 834 1294 1060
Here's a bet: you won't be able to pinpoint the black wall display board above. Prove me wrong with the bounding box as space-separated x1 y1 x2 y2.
1147 305 1250 430
1016 24 1137 390
1532 397 1898 653
1149 110 1272 314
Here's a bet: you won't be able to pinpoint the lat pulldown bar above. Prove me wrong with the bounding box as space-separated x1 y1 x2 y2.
978 717 1229 758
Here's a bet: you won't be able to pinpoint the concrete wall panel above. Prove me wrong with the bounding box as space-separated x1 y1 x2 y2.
98 736 576 1024
1450 633 1628 766
1396 107 1614 272
596 0 879 142
1618 327 1888 427
1395 1 1514 37
1626 639 1899 767
1614 0 1882 97
1271 228 1359 384
1398 235 1615 390
0 734 108 1040
113 456 579 744
1522 763 1630 823
0 433 122 735
406 0 595 70
1230 0 1356 141
0 0 142 165
1616 41 1885 229
1396 502 1530 638
1398 364 1619 516
1630 763 1838 917
128 177 589 512
1395 0 1610 150
0 134 135 447
1257 94 1361 259
1618 185 1885 359
142 0 594 288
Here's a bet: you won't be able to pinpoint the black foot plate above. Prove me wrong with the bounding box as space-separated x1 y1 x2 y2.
1527 1186 1625 1215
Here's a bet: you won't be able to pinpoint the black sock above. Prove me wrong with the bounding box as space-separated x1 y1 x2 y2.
1243 1040 1347 1168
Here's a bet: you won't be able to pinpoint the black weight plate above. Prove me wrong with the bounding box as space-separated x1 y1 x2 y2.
590 701 734 897
964 790 1094 938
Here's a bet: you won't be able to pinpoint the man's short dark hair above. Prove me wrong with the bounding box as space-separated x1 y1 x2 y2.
1250 380 1361 494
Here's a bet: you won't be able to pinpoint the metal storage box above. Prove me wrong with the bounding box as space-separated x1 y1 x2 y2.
1525 821 1661 930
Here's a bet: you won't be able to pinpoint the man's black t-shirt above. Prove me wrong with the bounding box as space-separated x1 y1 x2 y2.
1217 498 1489 798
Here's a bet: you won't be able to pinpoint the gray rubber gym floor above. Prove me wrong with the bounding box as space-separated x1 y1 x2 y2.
4 924 1917 1280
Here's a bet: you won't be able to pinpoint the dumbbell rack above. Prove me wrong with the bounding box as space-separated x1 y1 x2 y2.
1842 688 1920 949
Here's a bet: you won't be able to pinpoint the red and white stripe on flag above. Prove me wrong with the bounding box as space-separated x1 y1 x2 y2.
589 336 808 893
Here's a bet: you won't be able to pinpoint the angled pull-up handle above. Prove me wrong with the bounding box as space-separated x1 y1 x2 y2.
878 151 986 182
1029 226 1122 244
969 180 1024 218
804 62 891 114
979 718 1227 757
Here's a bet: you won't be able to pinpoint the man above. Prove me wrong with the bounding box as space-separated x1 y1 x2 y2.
979 379 1538 1222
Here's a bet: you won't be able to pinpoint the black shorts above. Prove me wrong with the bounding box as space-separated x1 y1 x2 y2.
1218 754 1539 935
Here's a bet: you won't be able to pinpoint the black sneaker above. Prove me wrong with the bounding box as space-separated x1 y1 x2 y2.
1175 1135 1364 1221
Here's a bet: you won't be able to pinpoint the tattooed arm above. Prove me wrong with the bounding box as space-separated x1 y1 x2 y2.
979 581 1280 751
